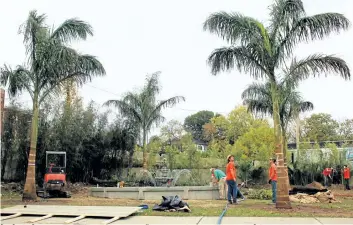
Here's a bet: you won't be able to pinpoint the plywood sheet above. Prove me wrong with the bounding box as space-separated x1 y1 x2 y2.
1 205 141 218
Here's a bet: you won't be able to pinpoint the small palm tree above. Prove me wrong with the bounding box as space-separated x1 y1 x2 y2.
204 0 350 208
104 72 185 169
242 79 314 156
242 79 313 189
0 10 105 201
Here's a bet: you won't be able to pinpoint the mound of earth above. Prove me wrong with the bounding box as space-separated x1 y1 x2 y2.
289 190 340 204
306 181 325 190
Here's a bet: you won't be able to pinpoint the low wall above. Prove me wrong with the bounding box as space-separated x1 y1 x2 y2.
90 186 220 200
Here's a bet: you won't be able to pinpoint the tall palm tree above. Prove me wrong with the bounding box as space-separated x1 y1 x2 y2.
203 0 350 208
0 10 105 201
104 72 185 169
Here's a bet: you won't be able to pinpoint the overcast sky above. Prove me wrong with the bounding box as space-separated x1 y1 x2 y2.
1 0 352 134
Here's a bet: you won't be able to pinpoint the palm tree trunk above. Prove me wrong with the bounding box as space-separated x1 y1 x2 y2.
142 129 148 170
22 94 39 201
271 83 291 209
282 130 291 191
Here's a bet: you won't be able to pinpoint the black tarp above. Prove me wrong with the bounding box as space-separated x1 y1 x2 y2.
152 195 191 212
289 186 328 195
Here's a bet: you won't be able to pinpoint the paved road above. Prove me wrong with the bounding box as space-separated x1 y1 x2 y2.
2 216 353 224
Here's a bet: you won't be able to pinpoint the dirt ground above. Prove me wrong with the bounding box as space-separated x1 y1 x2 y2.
1 186 353 217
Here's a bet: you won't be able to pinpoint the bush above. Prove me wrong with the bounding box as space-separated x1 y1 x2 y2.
247 189 272 200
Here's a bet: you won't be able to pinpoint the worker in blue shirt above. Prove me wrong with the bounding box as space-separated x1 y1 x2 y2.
210 168 227 199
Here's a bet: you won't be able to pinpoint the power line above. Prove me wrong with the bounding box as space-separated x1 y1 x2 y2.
84 84 229 115
85 84 122 98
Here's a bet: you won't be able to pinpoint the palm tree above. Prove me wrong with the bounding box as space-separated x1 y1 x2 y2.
242 80 314 157
203 0 350 208
0 10 105 201
104 72 185 170
242 80 313 189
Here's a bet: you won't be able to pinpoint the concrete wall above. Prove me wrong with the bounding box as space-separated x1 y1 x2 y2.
90 186 220 200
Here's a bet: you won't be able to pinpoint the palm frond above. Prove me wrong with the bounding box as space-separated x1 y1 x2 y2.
157 96 185 109
146 113 166 131
141 71 161 103
203 12 266 44
19 10 48 64
145 96 185 129
207 45 267 78
0 65 34 98
244 99 273 116
299 101 314 113
51 18 93 43
37 38 104 88
277 13 350 59
269 0 305 41
284 54 351 86
241 82 271 100
104 99 142 123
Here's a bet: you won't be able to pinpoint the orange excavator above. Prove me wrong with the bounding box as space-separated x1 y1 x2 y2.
37 151 71 198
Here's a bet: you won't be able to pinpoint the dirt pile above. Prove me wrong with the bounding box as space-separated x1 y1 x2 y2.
67 182 89 194
305 181 325 190
289 190 340 204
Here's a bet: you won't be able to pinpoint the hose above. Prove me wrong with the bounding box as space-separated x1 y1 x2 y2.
217 202 229 225
217 183 244 224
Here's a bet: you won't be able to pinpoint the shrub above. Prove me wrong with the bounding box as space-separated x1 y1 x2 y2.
247 189 272 200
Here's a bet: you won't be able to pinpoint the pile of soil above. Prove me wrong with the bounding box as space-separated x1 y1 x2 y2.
305 181 325 190
289 190 340 204
67 182 90 194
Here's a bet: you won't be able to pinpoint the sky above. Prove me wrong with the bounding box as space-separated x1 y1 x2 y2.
1 0 352 136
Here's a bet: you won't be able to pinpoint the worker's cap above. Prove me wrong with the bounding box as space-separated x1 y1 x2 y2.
227 155 234 160
210 168 214 172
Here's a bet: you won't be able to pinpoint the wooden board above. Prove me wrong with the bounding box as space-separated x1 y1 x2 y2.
1 205 141 219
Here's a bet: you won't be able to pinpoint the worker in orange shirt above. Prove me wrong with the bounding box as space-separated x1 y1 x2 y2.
342 165 351 190
268 158 277 203
226 155 238 204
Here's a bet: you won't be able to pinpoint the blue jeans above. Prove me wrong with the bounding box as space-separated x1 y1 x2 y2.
226 180 238 203
271 180 277 203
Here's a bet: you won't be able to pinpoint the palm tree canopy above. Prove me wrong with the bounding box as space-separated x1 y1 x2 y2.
0 10 105 104
204 0 351 82
242 79 313 131
104 72 185 135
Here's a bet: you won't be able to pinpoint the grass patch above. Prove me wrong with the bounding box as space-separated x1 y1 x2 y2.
1 190 353 218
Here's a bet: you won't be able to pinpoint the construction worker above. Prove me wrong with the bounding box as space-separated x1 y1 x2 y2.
268 158 277 203
322 167 333 187
342 165 351 190
226 155 238 204
210 168 227 199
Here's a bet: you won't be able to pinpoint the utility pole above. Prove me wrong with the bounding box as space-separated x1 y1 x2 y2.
0 88 5 157
296 114 300 161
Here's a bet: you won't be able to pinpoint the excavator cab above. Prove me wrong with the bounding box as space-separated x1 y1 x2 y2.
40 151 70 198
